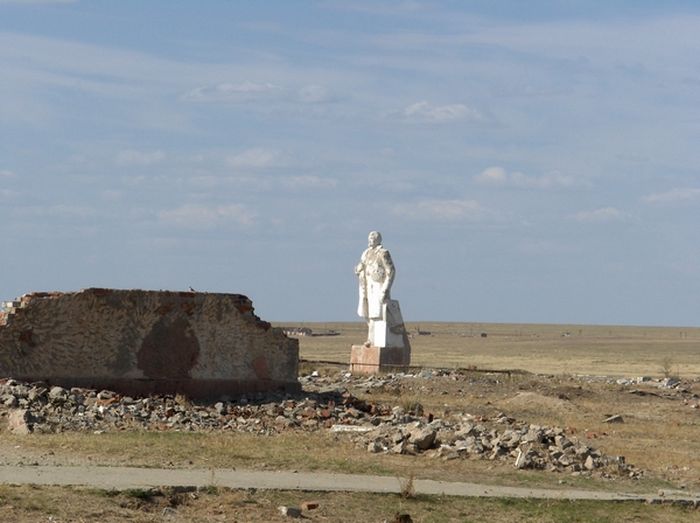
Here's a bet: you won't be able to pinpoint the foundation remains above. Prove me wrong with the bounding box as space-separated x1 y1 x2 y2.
0 288 299 398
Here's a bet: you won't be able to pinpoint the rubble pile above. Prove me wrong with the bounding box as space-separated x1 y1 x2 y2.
0 378 386 435
355 409 640 478
0 375 640 478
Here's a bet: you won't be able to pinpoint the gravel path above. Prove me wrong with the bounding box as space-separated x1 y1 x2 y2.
1 465 699 504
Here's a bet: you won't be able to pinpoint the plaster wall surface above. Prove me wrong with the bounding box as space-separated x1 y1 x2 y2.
0 289 299 398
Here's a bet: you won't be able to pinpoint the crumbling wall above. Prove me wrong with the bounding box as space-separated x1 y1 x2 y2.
0 289 299 398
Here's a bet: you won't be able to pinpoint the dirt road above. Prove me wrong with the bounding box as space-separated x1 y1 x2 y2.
1 465 699 504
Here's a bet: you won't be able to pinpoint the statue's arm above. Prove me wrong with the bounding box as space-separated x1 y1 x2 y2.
355 249 368 276
380 250 395 298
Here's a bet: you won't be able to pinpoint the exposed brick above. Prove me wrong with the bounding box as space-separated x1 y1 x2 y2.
0 288 299 399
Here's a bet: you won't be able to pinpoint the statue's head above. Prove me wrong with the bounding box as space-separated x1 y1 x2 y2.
368 231 382 247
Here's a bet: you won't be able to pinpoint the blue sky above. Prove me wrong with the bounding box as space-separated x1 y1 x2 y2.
1 1 699 325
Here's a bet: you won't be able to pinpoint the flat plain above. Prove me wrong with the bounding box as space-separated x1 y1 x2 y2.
286 321 700 377
1 320 699 521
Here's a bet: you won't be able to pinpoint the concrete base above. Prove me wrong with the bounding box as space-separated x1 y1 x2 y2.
349 345 410 374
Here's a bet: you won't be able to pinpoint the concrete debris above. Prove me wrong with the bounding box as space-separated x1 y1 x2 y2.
0 377 389 436
353 412 640 478
660 377 681 389
278 506 302 518
331 424 375 433
603 414 625 424
0 372 643 479
572 374 696 390
7 408 32 435
300 501 319 511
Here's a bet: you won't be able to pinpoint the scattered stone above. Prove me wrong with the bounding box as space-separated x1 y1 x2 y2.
660 377 681 389
278 506 302 518
1 394 17 408
410 427 436 451
0 373 643 480
7 408 32 435
48 386 68 402
331 424 374 433
301 500 319 511
603 414 624 424
161 507 178 518
514 449 526 469
436 445 459 460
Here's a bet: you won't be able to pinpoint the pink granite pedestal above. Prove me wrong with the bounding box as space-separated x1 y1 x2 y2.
349 344 410 374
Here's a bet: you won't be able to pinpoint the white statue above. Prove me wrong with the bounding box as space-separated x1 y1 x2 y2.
350 231 410 371
355 231 394 319
355 231 404 347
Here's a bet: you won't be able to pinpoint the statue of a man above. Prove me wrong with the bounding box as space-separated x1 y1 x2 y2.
355 231 395 343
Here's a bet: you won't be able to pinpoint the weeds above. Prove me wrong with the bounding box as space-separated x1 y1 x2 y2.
174 393 191 407
398 472 416 499
123 488 159 501
660 356 675 378
399 398 424 416
199 485 219 495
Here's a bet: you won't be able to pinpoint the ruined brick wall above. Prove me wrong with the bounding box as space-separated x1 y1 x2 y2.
0 289 299 398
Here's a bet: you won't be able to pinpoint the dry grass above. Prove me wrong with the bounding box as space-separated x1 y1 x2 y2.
283 321 700 377
0 484 698 523
0 430 629 491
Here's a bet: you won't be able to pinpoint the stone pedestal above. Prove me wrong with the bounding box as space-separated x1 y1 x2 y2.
350 299 411 374
350 344 411 374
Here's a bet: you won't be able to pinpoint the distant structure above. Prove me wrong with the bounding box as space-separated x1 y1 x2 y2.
281 327 340 338
282 326 313 337
351 231 411 373
0 288 299 398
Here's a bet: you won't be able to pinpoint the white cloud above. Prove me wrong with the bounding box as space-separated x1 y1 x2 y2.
402 101 482 123
100 190 123 202
158 204 255 229
16 204 95 218
284 175 337 189
224 175 273 191
474 166 575 189
298 84 332 103
46 205 95 217
116 149 166 166
185 81 335 105
474 166 508 185
183 82 283 102
573 207 629 223
227 148 284 169
642 188 700 204
0 169 16 178
392 198 485 221
0 189 19 200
